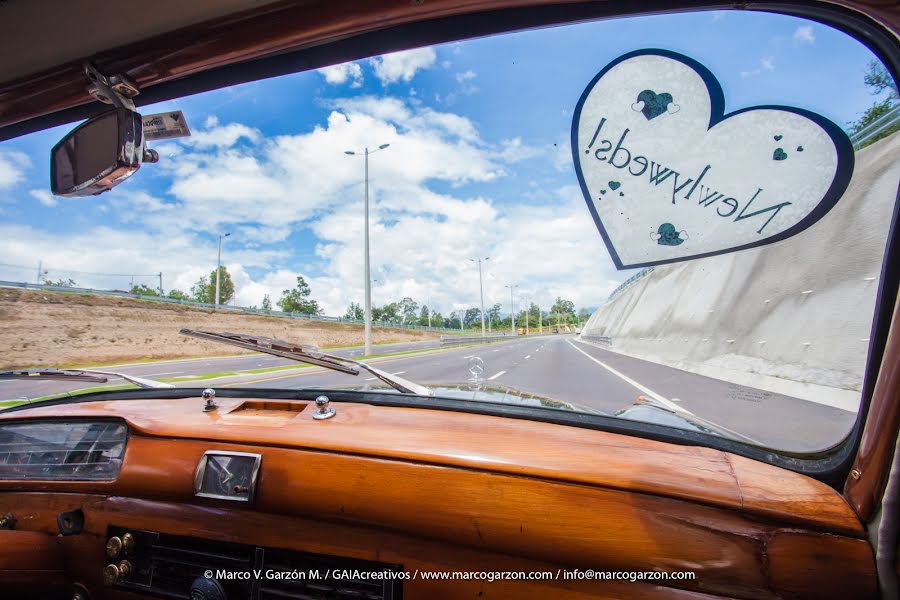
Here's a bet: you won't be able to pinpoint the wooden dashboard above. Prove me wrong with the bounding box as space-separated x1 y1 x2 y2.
0 396 877 599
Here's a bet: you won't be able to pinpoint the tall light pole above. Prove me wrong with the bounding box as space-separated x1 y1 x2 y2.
345 143 391 356
505 284 518 335
215 232 230 305
470 257 489 337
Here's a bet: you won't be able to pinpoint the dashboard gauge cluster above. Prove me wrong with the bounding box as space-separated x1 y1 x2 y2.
0 420 127 481
194 450 261 502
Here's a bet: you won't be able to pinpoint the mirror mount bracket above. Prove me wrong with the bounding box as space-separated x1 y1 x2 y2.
84 62 139 111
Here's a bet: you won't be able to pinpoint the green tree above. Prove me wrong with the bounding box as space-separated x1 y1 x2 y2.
130 284 159 296
863 59 898 98
487 303 502 323
191 268 235 304
277 276 321 315
45 278 77 287
417 305 431 326
464 307 481 327
399 297 419 323
261 294 272 312
167 289 190 301
191 276 210 303
208 267 235 304
344 302 364 320
375 302 400 322
849 60 899 147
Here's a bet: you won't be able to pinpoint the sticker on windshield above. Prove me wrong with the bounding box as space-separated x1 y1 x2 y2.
572 49 854 270
142 111 192 141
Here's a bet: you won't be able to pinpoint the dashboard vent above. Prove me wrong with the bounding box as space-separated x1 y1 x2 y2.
107 527 402 600
0 420 127 480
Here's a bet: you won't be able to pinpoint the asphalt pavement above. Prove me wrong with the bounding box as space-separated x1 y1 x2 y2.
0 334 856 452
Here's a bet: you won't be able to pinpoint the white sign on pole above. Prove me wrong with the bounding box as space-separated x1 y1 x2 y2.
572 50 854 269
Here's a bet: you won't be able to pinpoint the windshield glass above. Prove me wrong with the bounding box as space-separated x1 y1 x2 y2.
0 10 897 454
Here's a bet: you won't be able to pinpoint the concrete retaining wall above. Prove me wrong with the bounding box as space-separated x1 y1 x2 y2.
582 133 900 410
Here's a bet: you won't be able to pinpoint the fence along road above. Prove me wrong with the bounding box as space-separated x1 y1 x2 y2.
0 279 463 333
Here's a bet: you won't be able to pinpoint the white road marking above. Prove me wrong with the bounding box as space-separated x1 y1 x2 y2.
463 355 475 359
145 371 184 376
566 339 692 415
525 355 531 359
487 371 506 380
492 349 500 353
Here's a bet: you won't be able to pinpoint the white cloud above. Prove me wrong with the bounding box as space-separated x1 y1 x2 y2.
370 47 436 84
0 150 29 189
740 56 776 78
186 119 261 148
317 62 364 88
0 95 620 316
495 138 542 163
29 189 57 207
455 70 477 83
793 25 815 44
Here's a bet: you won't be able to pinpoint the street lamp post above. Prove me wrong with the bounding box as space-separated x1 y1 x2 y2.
470 257 489 337
505 284 518 335
215 232 231 305
345 143 391 356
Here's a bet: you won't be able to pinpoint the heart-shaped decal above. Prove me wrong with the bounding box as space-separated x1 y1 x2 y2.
633 90 675 120
571 50 854 269
774 134 783 141
609 180 621 190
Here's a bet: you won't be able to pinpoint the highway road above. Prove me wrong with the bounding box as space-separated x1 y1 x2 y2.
0 334 855 452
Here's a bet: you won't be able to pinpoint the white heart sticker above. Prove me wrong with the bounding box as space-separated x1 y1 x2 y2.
572 50 854 269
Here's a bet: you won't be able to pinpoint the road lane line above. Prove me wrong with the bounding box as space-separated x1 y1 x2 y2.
525 355 531 360
565 339 692 415
487 371 506 380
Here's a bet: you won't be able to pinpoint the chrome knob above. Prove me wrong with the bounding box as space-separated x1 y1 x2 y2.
312 395 336 420
202 388 217 412
106 536 122 559
103 563 120 586
118 560 133 580
121 532 135 555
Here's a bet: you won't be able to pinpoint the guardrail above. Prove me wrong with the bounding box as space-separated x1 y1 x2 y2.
607 267 655 302
440 331 562 346
851 103 900 150
0 279 463 334
579 334 612 346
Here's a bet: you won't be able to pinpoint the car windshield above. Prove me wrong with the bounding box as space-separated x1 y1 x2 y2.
0 9 897 455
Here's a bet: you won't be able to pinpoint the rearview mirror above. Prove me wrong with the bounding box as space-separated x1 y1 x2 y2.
50 108 153 197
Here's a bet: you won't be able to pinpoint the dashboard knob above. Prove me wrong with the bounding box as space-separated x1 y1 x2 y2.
102 563 120 586
105 537 122 559
190 576 227 600
118 560 133 580
313 395 336 420
121 532 135 554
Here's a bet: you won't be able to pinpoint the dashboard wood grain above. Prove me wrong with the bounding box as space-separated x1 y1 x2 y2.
0 428 878 599
0 397 864 536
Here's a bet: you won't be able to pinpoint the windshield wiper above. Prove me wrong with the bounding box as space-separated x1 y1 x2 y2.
0 368 174 389
180 329 434 396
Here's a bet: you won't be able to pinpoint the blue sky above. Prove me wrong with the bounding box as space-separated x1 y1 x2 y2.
0 10 886 316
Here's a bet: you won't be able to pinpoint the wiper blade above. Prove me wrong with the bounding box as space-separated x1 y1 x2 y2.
0 368 174 389
626 395 762 446
180 329 433 396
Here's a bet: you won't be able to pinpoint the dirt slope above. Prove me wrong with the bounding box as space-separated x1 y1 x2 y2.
0 288 440 369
